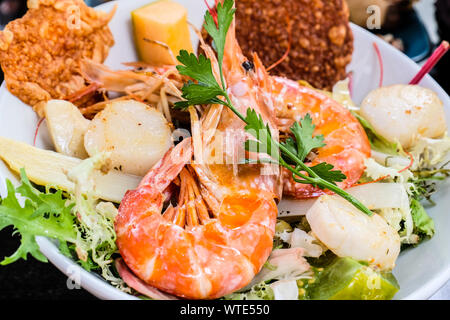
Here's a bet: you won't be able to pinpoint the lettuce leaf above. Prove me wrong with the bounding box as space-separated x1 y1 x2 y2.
0 169 76 265
352 112 401 155
410 198 435 238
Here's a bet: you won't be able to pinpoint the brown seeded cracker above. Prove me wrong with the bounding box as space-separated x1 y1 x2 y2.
0 0 115 108
231 0 353 90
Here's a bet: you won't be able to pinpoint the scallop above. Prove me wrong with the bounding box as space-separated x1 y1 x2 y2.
359 84 447 149
44 100 90 159
84 100 173 176
306 195 400 271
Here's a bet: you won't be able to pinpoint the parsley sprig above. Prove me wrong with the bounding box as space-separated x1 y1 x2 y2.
174 0 372 216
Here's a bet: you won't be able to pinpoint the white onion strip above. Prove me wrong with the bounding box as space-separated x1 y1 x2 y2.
278 183 410 218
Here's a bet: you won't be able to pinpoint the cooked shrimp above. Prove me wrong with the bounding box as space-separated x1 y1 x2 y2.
252 56 371 198
306 195 401 271
114 16 280 299
71 59 185 121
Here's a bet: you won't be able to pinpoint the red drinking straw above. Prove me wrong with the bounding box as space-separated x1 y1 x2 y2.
409 41 449 85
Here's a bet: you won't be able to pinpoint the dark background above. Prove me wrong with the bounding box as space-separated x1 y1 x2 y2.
0 0 449 300
0 227 96 299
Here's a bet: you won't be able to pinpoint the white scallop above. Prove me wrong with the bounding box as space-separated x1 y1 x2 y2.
306 195 401 271
84 100 173 176
360 84 447 149
44 100 90 159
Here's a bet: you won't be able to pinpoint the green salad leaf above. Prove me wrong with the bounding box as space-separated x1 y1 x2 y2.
0 154 124 285
0 169 76 265
410 198 435 238
353 111 401 155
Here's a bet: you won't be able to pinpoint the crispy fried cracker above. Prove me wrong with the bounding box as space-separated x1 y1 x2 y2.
202 0 353 90
0 0 115 107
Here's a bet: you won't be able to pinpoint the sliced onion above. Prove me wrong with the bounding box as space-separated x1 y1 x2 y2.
244 248 310 290
270 280 299 300
278 183 409 219
278 198 317 218
346 183 410 212
371 150 410 168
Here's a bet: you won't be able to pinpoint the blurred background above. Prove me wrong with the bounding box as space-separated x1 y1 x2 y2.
346 0 449 93
0 0 448 90
0 0 448 300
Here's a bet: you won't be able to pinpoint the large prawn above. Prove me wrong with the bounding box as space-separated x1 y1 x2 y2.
251 56 371 198
114 18 280 299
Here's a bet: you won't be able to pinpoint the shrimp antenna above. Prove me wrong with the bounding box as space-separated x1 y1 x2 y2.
267 19 293 72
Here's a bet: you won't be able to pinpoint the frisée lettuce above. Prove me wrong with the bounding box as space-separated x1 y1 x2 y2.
0 154 125 288
0 168 76 265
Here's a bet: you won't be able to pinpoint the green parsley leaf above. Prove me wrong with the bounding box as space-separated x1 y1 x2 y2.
175 81 225 109
203 0 236 70
286 114 326 162
175 51 225 109
244 108 279 159
176 51 221 88
282 137 298 161
309 162 347 187
0 169 77 265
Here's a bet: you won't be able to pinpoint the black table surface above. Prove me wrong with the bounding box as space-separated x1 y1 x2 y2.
0 227 96 300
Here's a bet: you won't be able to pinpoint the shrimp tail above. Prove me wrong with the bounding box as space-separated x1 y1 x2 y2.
139 138 193 190
80 59 147 92
115 138 192 236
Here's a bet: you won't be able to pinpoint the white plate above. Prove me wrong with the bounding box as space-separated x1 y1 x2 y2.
0 0 449 300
